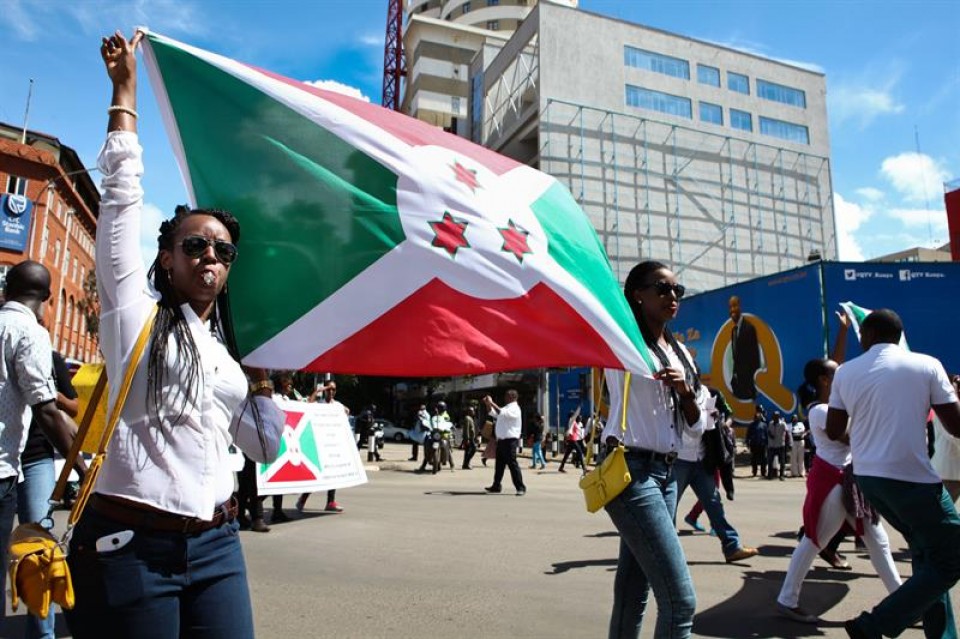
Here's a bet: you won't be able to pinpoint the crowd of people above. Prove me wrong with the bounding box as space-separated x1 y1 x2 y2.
0 29 958 639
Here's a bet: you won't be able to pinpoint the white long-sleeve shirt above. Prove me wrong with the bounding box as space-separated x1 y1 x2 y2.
602 342 706 455
95 131 283 519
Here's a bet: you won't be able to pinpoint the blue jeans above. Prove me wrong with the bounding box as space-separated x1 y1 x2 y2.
17 458 56 639
852 475 960 639
64 507 254 639
672 459 742 557
531 442 545 467
604 456 696 639
0 476 18 635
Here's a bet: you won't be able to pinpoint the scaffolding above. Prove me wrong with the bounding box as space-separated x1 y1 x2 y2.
537 99 836 293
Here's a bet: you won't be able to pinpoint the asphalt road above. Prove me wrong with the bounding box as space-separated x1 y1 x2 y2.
8 442 957 638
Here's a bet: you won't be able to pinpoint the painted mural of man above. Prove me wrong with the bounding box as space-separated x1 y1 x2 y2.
729 295 761 401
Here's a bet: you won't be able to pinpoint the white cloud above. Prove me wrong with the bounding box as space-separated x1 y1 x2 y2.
4 0 39 40
1 0 208 40
886 207 949 234
833 192 873 261
829 84 904 129
304 79 371 102
358 33 382 47
880 152 950 204
855 187 885 202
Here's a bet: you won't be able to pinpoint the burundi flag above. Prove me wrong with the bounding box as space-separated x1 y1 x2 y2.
141 31 655 376
839 301 909 349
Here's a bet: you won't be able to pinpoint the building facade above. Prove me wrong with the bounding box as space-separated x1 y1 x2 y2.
0 122 99 362
403 0 577 133
471 2 837 292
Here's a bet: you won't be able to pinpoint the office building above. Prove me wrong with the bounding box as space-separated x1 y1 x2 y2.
0 122 99 361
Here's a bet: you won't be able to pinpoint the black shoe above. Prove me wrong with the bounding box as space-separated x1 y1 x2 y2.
726 491 735 501
408 457 417 462
251 518 271 533
843 617 871 639
484 486 502 493
462 465 472 470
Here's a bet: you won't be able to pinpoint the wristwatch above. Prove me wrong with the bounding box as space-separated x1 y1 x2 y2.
249 379 274 394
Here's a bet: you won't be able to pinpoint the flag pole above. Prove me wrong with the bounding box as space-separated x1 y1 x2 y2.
20 79 34 144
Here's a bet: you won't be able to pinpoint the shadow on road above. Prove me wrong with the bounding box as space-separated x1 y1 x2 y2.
584 531 619 539
423 490 493 496
694 569 857 638
545 557 618 575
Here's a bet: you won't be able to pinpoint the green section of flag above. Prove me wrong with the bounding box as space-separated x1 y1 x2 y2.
301 418 322 472
529 182 654 372
149 36 405 356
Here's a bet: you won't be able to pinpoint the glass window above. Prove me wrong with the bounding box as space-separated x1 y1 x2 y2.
486 20 499 30
756 79 806 108
4 175 27 196
730 109 752 132
462 1 470 13
451 96 461 115
0 265 9 292
728 71 750 95
470 72 484 142
699 102 723 126
759 116 809 144
697 64 720 87
624 46 690 80
487 0 499 5
626 85 692 119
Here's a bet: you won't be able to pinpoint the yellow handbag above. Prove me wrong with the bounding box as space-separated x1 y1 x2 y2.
8 307 156 619
579 372 632 513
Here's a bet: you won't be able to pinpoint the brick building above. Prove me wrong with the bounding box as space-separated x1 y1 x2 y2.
0 122 99 362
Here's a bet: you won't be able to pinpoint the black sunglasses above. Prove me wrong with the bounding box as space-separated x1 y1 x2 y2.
642 280 686 299
180 235 238 264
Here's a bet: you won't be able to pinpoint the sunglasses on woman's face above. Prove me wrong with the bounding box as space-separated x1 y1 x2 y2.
180 235 238 264
643 280 686 299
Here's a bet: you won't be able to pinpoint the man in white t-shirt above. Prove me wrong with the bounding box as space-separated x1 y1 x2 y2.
826 309 960 639
483 389 526 496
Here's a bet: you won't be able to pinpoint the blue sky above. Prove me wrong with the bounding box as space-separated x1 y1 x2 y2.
1 0 957 263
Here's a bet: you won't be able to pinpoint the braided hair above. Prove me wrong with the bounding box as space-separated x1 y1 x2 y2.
624 261 701 429
624 261 701 388
146 204 242 428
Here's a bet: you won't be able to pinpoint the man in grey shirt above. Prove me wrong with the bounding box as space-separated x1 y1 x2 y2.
0 261 84 631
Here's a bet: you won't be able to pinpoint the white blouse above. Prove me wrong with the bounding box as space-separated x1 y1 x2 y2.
602 342 707 454
95 131 283 519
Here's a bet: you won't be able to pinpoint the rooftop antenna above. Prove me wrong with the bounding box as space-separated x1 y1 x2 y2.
915 125 933 245
20 79 34 144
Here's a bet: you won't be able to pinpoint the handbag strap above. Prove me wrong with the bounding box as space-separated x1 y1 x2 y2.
582 370 630 470
62 305 158 528
51 368 107 503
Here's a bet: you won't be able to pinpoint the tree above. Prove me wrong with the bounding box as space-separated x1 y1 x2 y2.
76 270 99 339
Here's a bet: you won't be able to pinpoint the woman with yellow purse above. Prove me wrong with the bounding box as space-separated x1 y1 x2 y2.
601 261 707 639
62 31 284 638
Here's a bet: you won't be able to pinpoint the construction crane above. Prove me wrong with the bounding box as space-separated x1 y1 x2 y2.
382 0 406 111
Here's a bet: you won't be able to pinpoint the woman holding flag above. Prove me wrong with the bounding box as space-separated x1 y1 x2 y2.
64 30 283 638
601 261 708 639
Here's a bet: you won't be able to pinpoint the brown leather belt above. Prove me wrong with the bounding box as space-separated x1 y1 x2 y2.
89 494 238 534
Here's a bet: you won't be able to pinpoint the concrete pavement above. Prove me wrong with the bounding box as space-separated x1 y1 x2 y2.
8 442 956 638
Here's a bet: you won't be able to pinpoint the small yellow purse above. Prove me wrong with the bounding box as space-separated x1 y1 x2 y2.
8 307 156 619
579 372 632 513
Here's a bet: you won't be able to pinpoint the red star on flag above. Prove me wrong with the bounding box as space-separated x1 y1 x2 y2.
499 220 532 263
451 161 481 192
429 211 470 257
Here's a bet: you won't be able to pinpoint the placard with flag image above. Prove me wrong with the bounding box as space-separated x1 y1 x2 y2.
140 30 655 378
256 400 367 496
